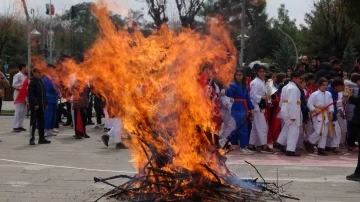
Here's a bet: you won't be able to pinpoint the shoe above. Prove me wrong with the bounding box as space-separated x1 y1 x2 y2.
248 146 258 152
273 142 286 154
18 127 27 131
92 124 102 129
240 148 254 155
38 139 51 144
260 146 275 154
101 135 110 147
75 135 83 139
303 140 314 153
346 173 360 182
286 151 301 157
45 130 57 137
51 129 59 133
317 148 328 156
62 122 71 126
325 146 332 152
13 128 21 132
103 128 110 132
331 148 345 155
84 134 90 138
29 139 35 145
116 142 127 149
88 121 95 125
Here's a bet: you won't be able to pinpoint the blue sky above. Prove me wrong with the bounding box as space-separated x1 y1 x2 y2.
1 0 315 26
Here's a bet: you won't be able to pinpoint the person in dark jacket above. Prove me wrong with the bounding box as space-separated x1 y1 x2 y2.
349 57 360 78
27 68 51 145
330 58 343 79
346 89 360 181
311 56 322 74
315 63 332 82
72 81 90 139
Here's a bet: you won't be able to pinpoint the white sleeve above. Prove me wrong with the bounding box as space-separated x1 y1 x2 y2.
307 93 316 112
250 82 262 104
287 88 300 119
12 74 22 89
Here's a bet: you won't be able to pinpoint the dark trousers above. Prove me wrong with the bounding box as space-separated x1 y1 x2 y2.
30 106 45 140
352 124 360 174
94 96 103 124
74 108 87 136
57 103 72 124
349 122 359 147
86 96 93 123
0 98 2 113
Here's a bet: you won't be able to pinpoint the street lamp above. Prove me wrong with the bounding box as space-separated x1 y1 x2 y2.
238 0 247 68
27 9 41 78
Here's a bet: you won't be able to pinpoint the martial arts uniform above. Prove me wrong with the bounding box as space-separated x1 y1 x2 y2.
42 76 58 134
225 82 254 149
249 77 268 147
325 85 343 150
218 89 236 140
307 90 334 150
12 71 27 130
276 81 302 152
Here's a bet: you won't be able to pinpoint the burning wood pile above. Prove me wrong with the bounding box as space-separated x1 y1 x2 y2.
34 1 299 201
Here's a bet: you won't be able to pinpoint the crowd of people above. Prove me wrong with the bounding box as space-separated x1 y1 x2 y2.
0 55 359 181
205 56 360 181
3 61 127 149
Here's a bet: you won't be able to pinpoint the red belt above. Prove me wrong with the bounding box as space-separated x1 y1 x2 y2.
234 98 249 116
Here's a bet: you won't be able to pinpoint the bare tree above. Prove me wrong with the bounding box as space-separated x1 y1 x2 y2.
146 0 168 28
175 0 205 29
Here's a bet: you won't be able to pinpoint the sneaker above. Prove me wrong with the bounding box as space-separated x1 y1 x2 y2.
116 142 127 149
62 122 71 126
13 128 21 132
317 148 328 156
18 127 27 131
38 139 51 144
29 139 35 145
248 146 258 152
273 142 286 154
101 135 110 147
346 173 360 182
260 146 275 154
240 148 254 155
92 124 102 129
51 129 59 133
303 140 314 153
88 121 95 125
74 134 83 139
331 148 345 155
325 147 332 152
286 151 301 157
45 130 57 137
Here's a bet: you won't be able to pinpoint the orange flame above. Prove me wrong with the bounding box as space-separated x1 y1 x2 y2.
35 0 237 187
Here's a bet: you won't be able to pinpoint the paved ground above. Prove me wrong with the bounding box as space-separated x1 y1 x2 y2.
0 115 359 202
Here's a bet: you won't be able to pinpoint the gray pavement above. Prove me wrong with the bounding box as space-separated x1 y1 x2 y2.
0 115 359 202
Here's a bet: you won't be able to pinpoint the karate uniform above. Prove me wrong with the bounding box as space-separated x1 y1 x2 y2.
107 117 123 144
218 89 236 139
249 77 268 146
12 72 27 129
326 88 344 148
276 81 302 152
307 90 334 149
225 82 254 148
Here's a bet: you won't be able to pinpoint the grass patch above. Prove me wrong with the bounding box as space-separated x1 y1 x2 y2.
1 110 14 114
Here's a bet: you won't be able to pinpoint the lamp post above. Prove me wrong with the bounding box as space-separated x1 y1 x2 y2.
239 0 246 67
278 27 298 66
27 9 41 78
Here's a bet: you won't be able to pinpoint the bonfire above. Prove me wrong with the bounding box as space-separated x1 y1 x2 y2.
36 1 299 201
